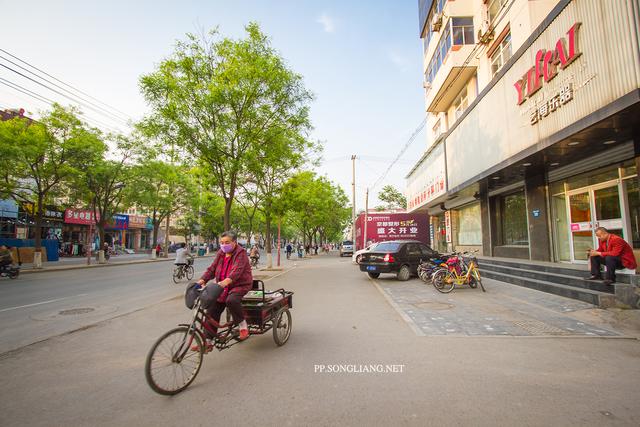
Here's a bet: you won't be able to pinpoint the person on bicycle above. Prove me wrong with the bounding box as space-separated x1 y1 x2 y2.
0 245 14 270
174 242 189 266
196 230 253 347
249 245 260 265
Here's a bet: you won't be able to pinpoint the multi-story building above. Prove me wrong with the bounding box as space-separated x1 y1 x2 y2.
407 0 640 266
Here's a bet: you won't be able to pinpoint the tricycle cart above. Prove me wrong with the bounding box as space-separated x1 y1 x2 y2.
145 279 293 395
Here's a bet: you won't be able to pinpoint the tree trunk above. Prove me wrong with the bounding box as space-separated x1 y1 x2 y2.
265 211 272 269
34 194 43 251
223 197 232 231
164 213 170 258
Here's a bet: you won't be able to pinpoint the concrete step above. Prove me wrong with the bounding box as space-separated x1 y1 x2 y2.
480 263 615 294
477 257 634 284
482 270 616 308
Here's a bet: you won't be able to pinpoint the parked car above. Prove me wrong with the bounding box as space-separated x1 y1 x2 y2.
339 240 354 257
352 242 380 264
358 240 440 281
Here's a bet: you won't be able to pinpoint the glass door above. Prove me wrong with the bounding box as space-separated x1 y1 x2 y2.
567 182 625 262
568 191 593 261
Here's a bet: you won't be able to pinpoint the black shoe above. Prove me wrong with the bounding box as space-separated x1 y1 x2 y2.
603 280 615 286
585 275 602 280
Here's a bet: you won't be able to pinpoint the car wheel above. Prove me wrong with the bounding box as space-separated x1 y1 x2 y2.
397 265 411 281
367 272 380 279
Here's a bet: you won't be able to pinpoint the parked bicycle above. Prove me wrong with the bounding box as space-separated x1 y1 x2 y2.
417 254 453 283
431 251 485 293
172 257 195 284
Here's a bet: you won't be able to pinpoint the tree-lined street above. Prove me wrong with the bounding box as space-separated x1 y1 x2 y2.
1 254 639 426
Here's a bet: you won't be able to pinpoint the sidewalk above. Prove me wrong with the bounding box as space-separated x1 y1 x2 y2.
17 252 212 274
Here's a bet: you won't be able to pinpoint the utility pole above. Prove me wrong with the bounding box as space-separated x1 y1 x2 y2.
351 154 356 246
364 187 369 250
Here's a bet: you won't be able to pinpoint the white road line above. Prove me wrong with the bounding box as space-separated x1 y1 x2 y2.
0 294 88 313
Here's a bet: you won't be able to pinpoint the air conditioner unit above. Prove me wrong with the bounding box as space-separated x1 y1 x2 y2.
477 20 494 44
431 13 443 32
423 81 432 90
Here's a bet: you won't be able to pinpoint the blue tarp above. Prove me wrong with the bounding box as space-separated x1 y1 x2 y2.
0 238 60 262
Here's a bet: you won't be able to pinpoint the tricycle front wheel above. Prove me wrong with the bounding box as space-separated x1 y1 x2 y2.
273 308 292 346
145 326 203 395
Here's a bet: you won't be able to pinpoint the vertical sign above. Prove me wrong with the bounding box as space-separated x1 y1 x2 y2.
444 211 452 243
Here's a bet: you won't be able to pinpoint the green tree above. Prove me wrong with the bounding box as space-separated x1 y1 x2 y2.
139 23 313 231
73 134 139 247
281 172 351 249
376 185 407 210
0 104 104 253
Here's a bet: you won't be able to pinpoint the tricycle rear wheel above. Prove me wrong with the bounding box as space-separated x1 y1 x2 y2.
273 308 292 346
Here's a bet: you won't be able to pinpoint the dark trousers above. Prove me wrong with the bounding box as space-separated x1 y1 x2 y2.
206 292 246 336
590 255 623 281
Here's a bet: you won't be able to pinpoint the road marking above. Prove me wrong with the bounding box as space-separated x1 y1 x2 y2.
263 266 297 282
0 294 88 313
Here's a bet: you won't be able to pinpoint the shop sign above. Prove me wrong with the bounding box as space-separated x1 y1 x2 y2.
514 23 582 106
145 217 154 230
406 143 447 211
109 214 129 230
0 199 18 219
64 209 99 225
22 202 65 221
444 211 452 243
128 214 148 229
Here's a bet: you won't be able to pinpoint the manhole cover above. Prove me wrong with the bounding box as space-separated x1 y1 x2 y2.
512 320 571 336
59 308 95 316
412 301 454 310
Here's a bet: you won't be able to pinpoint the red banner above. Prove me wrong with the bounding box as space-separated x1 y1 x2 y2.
355 212 430 250
64 209 99 225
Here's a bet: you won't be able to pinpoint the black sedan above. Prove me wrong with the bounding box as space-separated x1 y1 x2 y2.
359 240 440 281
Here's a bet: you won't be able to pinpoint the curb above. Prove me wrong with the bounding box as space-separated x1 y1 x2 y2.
19 255 214 274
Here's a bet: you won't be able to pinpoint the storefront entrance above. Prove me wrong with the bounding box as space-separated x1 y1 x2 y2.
566 181 626 262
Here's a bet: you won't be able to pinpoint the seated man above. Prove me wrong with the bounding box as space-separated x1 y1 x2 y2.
0 245 13 269
587 227 637 285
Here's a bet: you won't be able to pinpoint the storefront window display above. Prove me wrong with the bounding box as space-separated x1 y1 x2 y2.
456 203 482 245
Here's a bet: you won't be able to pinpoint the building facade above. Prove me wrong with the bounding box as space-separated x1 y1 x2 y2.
407 0 640 266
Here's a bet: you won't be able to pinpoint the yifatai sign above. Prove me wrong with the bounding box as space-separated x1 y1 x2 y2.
514 23 582 106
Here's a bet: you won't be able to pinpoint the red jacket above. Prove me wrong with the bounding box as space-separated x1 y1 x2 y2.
597 234 637 270
199 244 253 294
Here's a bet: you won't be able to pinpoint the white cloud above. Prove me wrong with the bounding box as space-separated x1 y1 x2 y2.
316 13 335 33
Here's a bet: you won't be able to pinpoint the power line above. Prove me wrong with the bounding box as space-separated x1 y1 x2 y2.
0 53 131 126
0 78 127 134
0 48 134 122
0 62 131 129
369 117 427 191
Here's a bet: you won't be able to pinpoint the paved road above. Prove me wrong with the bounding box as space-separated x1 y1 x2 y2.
0 255 639 426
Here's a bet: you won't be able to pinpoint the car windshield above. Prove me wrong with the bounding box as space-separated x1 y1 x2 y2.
343 241 353 245
373 242 401 252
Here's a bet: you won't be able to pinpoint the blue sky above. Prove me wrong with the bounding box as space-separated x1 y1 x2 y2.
0 0 427 209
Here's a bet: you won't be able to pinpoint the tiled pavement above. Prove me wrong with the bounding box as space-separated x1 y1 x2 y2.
372 276 619 337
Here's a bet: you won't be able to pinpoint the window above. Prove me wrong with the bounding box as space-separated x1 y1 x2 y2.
419 244 438 258
453 87 468 119
456 203 482 245
375 242 401 252
490 33 512 76
488 0 508 23
452 17 474 45
425 17 468 83
500 191 528 245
